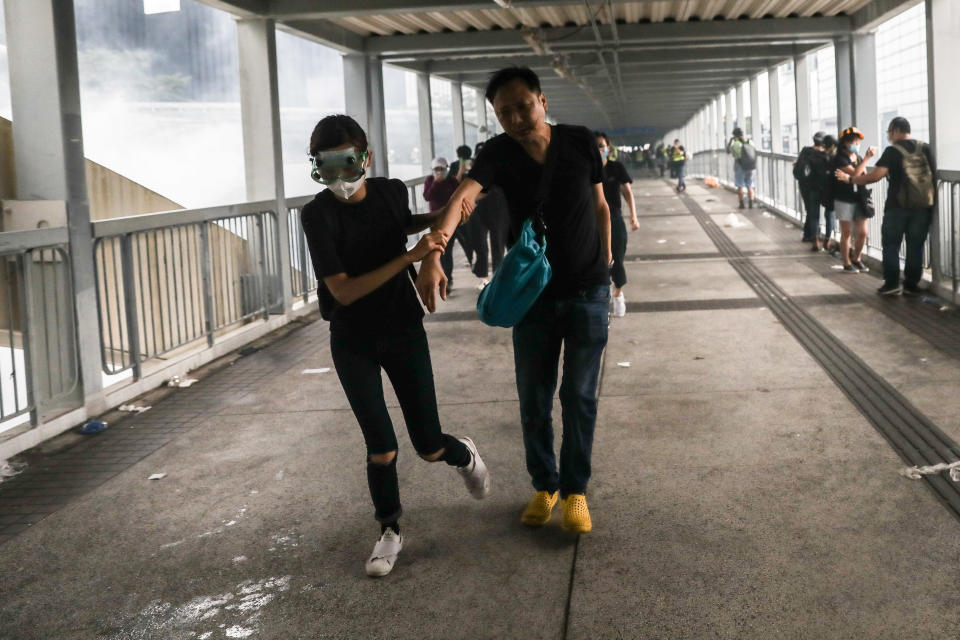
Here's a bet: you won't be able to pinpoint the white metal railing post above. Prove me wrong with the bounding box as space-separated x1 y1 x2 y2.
119 233 142 381
199 223 216 348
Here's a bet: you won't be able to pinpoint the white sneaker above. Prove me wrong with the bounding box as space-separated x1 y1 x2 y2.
475 278 489 291
613 293 626 317
365 529 403 577
456 437 491 499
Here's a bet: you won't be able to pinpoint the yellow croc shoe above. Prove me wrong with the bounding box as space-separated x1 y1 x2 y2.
562 494 592 533
520 490 558 527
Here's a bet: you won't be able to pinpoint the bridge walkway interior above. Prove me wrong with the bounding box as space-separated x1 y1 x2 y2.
1 176 959 639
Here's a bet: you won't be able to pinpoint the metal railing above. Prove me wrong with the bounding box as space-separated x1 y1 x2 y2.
93 202 282 379
689 150 960 301
0 228 79 435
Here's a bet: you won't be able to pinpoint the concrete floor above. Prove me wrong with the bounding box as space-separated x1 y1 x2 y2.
1 176 960 640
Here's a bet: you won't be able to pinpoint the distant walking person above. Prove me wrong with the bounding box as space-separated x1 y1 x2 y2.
835 117 935 295
828 127 871 274
596 131 639 317
300 115 490 578
423 155 465 290
726 127 757 209
672 142 687 192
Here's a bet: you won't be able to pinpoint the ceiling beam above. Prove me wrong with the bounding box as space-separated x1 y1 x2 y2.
363 16 850 55
851 0 920 32
279 19 366 53
266 0 688 19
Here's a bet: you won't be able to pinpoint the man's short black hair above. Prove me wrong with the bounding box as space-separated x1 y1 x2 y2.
888 116 911 134
485 66 542 104
732 127 743 138
594 131 610 146
456 145 472 159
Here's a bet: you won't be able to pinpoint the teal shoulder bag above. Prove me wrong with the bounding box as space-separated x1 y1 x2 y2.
476 129 559 327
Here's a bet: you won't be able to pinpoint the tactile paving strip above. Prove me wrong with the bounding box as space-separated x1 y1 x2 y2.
679 191 960 521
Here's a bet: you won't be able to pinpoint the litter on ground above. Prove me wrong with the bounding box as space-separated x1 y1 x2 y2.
148 473 167 481
119 404 151 413
168 376 198 388
301 368 331 374
617 362 631 368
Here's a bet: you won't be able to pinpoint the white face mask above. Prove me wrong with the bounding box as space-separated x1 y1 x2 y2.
330 175 365 200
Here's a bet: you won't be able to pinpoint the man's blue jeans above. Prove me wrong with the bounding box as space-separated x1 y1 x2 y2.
881 205 932 287
513 285 610 498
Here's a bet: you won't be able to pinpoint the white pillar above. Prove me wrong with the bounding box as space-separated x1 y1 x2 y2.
6 0 101 410
237 18 291 315
736 83 746 132
750 74 762 145
795 53 812 151
451 81 465 149
343 55 389 178
724 89 734 141
769 65 783 154
834 37 854 130
926 0 960 170
852 32 881 150
416 72 434 174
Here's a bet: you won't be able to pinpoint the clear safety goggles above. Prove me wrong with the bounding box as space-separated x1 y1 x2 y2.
310 148 369 185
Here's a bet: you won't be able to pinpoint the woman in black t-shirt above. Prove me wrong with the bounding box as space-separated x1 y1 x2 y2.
829 127 872 273
300 115 491 578
596 132 639 317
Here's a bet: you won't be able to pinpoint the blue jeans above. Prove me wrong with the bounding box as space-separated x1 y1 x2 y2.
513 284 610 497
676 164 686 189
881 205 932 287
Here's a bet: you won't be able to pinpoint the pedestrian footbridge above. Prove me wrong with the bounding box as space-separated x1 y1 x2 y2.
1 1 960 638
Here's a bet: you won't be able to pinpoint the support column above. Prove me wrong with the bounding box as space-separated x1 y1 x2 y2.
769 65 783 154
724 89 734 140
834 37 854 129
451 81 465 149
926 0 960 170
736 82 746 132
795 53 812 150
6 0 101 412
237 18 291 315
343 54 389 178
750 74 762 146
852 32 881 150
416 72 434 174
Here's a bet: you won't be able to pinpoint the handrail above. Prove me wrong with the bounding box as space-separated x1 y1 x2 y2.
0 227 70 255
92 198 278 238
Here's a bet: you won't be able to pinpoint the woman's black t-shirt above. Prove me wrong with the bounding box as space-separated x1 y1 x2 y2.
300 177 423 334
467 124 609 296
829 150 859 204
601 160 632 217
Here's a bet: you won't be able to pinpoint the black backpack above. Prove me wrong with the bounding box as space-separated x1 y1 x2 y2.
315 179 416 321
737 140 757 171
794 147 829 191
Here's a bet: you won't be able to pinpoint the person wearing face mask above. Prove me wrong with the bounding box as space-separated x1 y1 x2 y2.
596 132 639 317
828 127 871 273
423 156 466 290
834 117 936 296
300 115 491 578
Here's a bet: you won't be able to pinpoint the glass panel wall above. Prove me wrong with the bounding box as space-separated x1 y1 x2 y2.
0 0 10 120
74 0 244 208
462 85 480 151
276 30 344 197
876 3 929 141
778 61 798 154
383 64 423 180
757 71 771 151
808 45 838 140
430 76 455 161
740 80 751 135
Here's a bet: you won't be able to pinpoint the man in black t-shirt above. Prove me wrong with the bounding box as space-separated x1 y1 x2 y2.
416 67 611 534
835 116 936 296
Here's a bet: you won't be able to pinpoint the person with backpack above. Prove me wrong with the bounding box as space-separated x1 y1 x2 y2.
300 114 491 577
672 142 687 192
821 134 839 252
835 117 936 296
726 127 757 208
793 132 831 250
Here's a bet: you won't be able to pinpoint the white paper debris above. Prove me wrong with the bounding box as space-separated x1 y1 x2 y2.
762 211 775 218
0 459 26 480
148 473 167 480
119 404 151 413
301 368 330 374
723 213 746 228
830 265 845 270
167 375 198 388
617 362 631 368
656 239 667 244
678 241 686 245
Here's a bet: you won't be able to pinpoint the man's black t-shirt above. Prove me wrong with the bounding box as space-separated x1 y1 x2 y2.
300 177 423 334
875 140 935 210
467 124 608 296
829 151 859 204
601 160 632 217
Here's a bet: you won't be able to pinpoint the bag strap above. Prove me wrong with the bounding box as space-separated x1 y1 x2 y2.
531 126 562 236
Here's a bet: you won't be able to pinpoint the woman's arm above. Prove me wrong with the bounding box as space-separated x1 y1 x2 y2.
620 183 639 230
324 231 448 307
